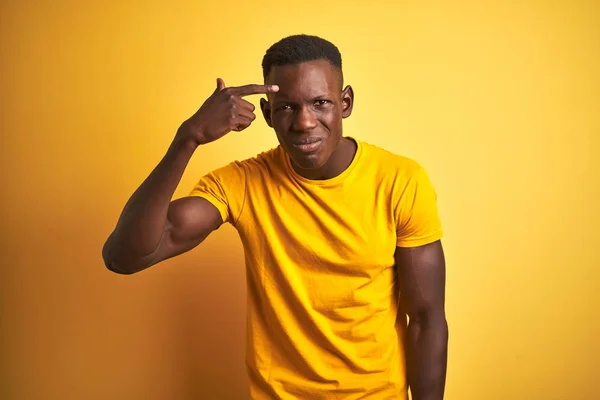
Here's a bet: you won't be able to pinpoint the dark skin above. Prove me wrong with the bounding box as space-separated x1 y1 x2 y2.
102 59 447 399
260 59 356 180
396 241 448 400
101 79 278 273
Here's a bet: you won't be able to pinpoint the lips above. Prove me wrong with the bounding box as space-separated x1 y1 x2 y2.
290 137 323 153
291 137 322 145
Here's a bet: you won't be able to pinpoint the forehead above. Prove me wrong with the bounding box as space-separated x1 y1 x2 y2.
266 60 340 98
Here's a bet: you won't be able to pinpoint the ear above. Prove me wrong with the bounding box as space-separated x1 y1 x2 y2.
341 85 354 118
260 98 273 127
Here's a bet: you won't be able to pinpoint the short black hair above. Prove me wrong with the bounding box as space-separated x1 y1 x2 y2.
262 34 343 83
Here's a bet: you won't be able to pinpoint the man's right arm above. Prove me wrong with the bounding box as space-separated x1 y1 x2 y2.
102 78 279 274
102 138 223 274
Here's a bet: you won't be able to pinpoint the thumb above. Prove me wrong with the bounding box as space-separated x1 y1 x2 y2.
216 78 225 92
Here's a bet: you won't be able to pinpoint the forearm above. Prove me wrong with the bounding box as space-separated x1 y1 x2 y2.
103 136 197 270
406 314 448 400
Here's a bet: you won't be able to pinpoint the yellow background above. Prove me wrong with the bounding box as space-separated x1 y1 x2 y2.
1 1 598 399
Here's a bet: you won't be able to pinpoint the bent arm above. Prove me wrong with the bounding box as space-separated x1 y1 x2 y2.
395 240 448 400
102 138 222 274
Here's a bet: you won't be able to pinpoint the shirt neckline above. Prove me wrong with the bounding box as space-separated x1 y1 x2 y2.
283 136 363 187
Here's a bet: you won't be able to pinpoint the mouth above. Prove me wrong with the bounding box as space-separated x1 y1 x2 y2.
290 137 323 153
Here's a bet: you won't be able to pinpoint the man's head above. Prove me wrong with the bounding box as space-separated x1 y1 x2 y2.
261 34 344 88
260 35 354 174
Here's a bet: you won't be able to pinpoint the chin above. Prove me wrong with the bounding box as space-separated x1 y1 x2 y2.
291 157 325 171
280 135 337 171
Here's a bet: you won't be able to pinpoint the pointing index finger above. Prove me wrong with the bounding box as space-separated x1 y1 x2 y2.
229 84 279 96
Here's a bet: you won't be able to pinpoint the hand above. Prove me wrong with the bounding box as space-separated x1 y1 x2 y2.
177 78 279 146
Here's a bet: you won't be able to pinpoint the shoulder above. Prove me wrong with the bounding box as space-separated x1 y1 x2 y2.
358 140 424 181
356 140 440 206
208 145 283 179
189 145 283 217
240 145 283 168
231 145 284 180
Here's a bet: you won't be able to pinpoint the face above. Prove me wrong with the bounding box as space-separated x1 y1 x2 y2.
260 59 354 172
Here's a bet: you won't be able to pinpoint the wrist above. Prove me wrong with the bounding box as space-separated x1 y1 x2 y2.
169 133 199 157
176 119 209 147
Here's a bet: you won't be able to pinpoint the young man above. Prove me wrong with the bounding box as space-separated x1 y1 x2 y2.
102 34 448 400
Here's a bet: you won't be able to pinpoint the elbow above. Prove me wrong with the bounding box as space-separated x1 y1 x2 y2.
102 237 140 275
409 307 448 331
102 249 133 275
407 310 449 346
105 260 136 275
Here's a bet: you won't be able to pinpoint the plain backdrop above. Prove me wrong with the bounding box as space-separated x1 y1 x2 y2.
1 1 598 399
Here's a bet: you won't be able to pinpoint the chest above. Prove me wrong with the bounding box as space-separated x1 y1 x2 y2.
237 181 398 274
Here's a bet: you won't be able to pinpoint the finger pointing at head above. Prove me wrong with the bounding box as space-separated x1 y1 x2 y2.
229 84 279 97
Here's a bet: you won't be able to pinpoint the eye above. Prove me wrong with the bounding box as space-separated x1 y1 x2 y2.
276 104 292 112
314 99 330 107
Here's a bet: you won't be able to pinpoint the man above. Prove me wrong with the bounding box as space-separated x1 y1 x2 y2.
102 34 448 399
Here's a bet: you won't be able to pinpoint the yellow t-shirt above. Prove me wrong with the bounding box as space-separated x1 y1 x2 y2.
190 137 443 399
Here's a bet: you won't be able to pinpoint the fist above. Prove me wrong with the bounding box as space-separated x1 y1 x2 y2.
177 78 279 146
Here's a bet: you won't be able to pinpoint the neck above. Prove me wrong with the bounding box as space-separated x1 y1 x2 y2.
292 137 357 180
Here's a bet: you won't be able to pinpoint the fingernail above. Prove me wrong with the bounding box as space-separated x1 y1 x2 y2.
271 85 279 91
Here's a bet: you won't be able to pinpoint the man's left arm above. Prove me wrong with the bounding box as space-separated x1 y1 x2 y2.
395 239 448 400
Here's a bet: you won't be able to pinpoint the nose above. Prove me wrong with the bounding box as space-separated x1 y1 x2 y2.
291 105 318 132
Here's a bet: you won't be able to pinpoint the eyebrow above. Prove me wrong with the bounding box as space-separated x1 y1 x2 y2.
272 94 332 103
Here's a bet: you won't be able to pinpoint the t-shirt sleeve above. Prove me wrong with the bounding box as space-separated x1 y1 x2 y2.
188 160 247 225
395 165 443 247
